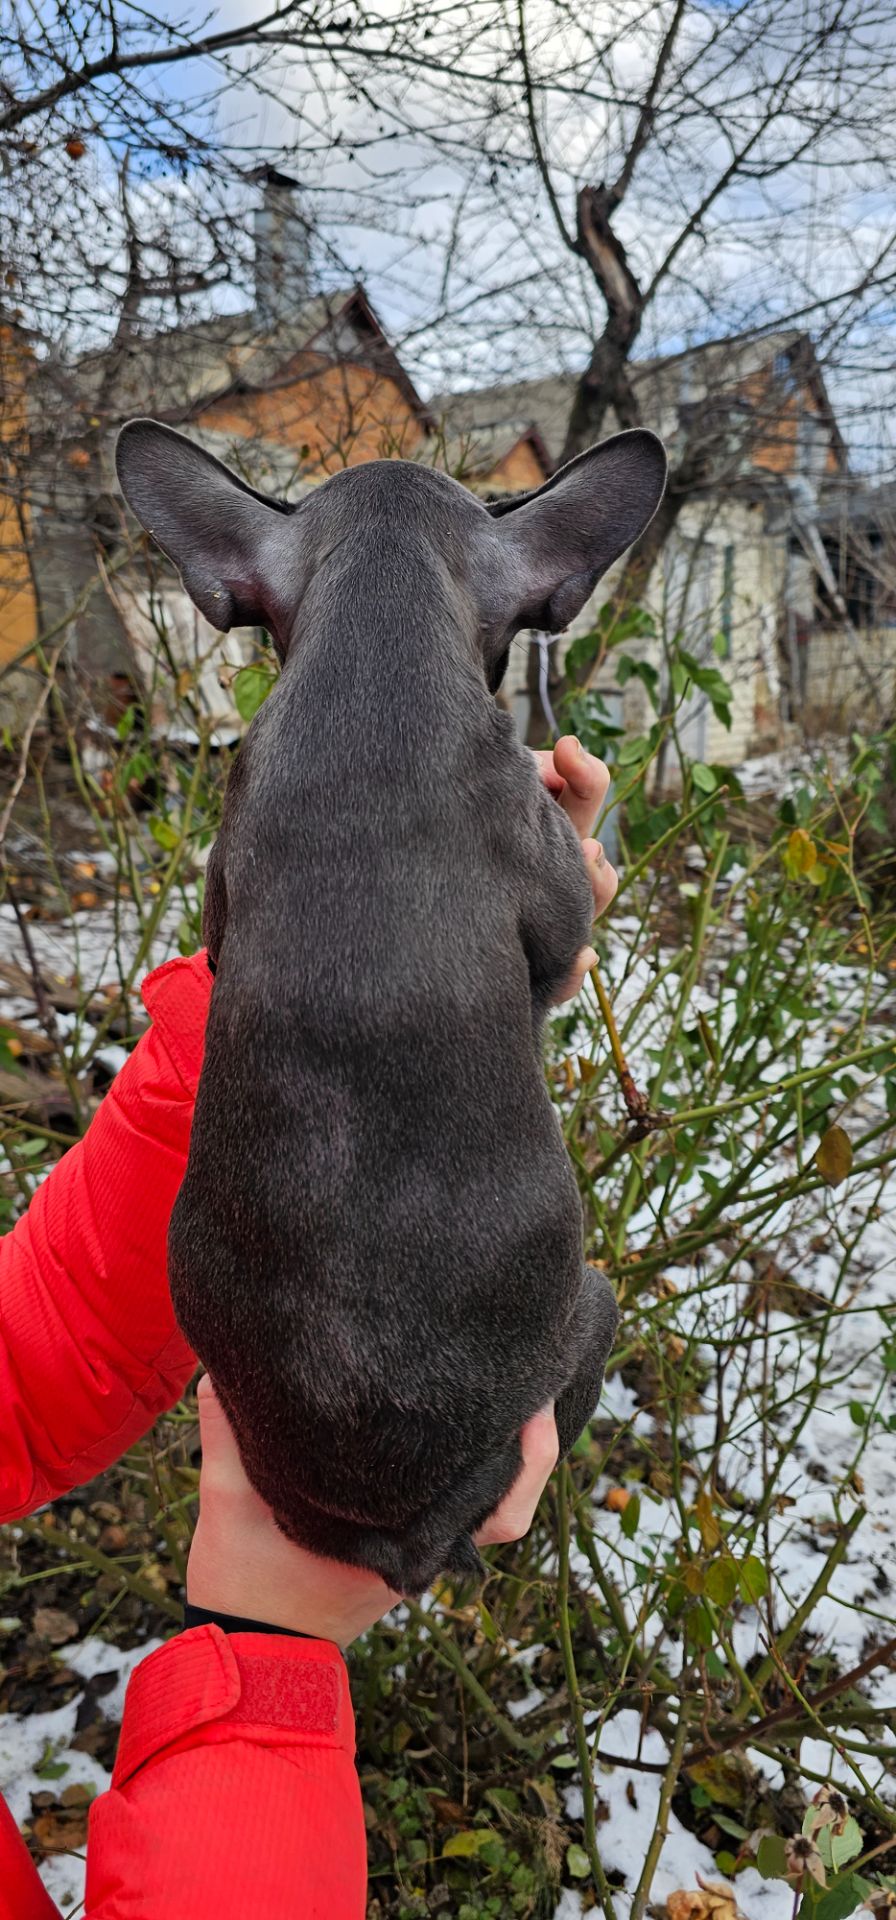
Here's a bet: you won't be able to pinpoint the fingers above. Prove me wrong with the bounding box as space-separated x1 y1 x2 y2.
196 1374 262 1508
475 1405 559 1547
582 837 619 920
549 736 611 840
550 943 598 1007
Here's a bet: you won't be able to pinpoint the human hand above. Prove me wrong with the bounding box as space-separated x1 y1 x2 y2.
533 733 618 1002
187 1377 560 1643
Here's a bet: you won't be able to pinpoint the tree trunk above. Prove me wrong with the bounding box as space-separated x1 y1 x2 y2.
560 185 644 462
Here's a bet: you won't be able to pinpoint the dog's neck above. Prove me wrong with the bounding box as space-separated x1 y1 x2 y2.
278 534 488 721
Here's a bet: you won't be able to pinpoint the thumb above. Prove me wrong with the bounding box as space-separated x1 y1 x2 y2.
196 1374 244 1489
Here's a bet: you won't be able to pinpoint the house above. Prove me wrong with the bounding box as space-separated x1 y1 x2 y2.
3 179 876 759
434 331 853 761
799 476 896 726
0 169 550 733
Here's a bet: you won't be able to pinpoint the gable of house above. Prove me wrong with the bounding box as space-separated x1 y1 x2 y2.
433 329 845 485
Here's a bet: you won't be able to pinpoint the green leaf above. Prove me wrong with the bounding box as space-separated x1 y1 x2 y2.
737 1555 769 1604
691 762 718 793
814 1876 865 1920
615 655 660 709
477 1599 498 1643
616 734 650 767
714 1813 750 1840
566 1844 591 1880
704 1558 739 1608
233 664 275 723
565 628 601 677
117 749 154 792
687 1600 714 1647
148 815 180 852
443 1828 494 1859
848 1400 866 1428
620 1492 641 1539
485 1788 519 1816
757 1834 790 1880
831 1820 863 1871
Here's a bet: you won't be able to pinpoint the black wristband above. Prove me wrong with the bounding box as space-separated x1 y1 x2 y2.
182 1601 312 1640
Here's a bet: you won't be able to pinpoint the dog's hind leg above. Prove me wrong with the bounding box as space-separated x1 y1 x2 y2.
554 1265 619 1457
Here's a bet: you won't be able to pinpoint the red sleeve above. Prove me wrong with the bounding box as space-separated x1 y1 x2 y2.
86 1627 366 1918
0 1628 367 1920
0 951 211 1522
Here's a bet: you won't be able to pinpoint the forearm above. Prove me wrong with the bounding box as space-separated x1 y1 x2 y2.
0 952 210 1520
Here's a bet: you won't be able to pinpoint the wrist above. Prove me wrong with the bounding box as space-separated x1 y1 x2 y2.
186 1512 398 1647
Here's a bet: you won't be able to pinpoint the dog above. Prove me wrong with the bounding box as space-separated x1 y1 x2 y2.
116 421 667 1593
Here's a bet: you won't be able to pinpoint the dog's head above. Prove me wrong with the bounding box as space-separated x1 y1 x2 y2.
116 420 667 690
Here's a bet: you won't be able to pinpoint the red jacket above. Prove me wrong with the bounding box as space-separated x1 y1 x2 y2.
0 952 365 1919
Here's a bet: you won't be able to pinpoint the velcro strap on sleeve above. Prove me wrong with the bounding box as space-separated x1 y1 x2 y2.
112 1625 352 1787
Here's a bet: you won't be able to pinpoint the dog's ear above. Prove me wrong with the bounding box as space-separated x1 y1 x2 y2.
116 419 298 654
487 429 667 633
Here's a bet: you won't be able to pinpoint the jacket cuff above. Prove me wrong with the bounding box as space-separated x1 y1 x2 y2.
112 1625 354 1788
140 948 213 1092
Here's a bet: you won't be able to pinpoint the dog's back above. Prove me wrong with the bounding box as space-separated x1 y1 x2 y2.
170 531 590 1589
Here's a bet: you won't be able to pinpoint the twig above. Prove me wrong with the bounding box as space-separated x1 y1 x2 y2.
406 1603 540 1758
590 961 671 1137
630 1700 691 1920
557 1464 619 1920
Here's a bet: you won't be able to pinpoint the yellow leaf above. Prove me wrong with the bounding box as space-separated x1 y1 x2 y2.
688 1752 756 1809
815 1125 852 1188
443 1829 494 1858
783 828 817 878
694 1489 721 1551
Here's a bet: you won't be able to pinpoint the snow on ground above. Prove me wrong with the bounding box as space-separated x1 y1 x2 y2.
0 1638 163 1915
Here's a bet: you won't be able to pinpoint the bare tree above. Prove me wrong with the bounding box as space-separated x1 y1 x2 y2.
337 0 896 621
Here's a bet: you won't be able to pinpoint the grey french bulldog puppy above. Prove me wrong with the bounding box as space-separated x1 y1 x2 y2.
116 420 667 1594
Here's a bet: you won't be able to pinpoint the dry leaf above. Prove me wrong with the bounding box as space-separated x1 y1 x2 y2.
694 1489 721 1551
785 1836 826 1885
31 1784 92 1853
33 1607 78 1647
667 1877 745 1920
815 1125 852 1188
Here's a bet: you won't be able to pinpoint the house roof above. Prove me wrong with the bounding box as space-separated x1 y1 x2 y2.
42 286 432 435
431 328 845 473
434 418 552 485
815 476 896 532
